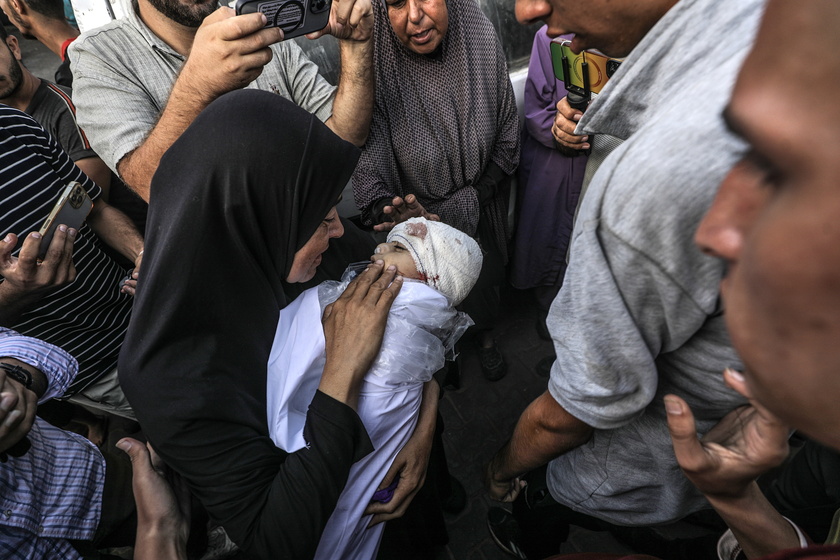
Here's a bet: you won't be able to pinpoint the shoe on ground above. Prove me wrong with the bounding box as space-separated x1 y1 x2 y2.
199 525 240 560
479 342 507 381
487 507 529 559
442 475 467 514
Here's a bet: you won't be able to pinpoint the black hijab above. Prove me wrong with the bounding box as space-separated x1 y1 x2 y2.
118 90 360 546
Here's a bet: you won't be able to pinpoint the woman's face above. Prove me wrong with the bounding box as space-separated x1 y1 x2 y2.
386 0 449 55
286 207 344 283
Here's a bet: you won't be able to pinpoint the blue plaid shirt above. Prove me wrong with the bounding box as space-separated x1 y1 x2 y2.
0 329 106 559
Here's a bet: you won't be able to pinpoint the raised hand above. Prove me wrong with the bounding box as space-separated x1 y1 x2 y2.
666 368 790 500
373 195 441 232
306 0 373 41
181 8 283 101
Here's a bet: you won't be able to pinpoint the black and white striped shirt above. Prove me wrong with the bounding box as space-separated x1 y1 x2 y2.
0 106 132 395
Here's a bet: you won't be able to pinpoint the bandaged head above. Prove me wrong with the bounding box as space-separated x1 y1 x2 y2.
387 218 482 305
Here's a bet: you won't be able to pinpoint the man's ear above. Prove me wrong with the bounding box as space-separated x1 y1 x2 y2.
6 35 22 61
9 0 27 17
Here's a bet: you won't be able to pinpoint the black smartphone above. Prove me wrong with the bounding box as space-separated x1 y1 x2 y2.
38 181 93 258
235 0 332 39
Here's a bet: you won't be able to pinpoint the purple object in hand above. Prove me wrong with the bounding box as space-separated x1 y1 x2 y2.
371 474 401 504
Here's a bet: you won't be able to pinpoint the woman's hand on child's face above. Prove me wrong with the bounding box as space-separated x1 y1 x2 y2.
318 261 403 407
370 241 419 280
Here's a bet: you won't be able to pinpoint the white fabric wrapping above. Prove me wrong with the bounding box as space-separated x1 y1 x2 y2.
267 270 472 559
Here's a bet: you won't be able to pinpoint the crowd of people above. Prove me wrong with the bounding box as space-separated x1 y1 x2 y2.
1 0 839 558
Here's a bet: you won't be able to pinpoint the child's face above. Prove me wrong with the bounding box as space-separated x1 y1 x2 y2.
371 241 421 279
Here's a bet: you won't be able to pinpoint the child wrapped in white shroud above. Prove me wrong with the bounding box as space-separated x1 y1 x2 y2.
266 262 473 560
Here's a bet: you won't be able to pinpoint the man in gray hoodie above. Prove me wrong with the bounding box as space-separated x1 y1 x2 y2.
487 0 766 554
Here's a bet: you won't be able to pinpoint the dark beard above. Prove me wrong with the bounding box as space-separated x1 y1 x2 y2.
0 55 24 100
145 0 218 27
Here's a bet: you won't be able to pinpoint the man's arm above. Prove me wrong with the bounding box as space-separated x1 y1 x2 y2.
486 390 593 501
86 199 144 265
323 37 373 146
75 156 113 197
119 438 189 560
117 10 282 200
308 0 374 146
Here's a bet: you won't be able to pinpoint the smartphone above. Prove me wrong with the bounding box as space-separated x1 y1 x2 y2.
549 40 622 97
38 181 93 258
235 0 332 39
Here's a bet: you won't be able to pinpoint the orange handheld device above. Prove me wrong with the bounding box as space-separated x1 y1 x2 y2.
549 40 622 100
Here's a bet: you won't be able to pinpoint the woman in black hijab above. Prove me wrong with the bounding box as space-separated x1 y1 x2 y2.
118 90 402 559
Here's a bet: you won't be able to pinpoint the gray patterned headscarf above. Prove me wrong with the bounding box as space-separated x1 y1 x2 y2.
353 0 520 251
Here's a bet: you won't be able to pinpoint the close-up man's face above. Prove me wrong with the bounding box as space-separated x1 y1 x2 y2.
695 0 840 449
513 0 676 57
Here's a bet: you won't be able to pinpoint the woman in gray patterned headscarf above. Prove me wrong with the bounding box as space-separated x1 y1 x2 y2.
352 0 520 381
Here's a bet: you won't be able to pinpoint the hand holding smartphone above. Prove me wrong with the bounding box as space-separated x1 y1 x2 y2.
38 182 93 258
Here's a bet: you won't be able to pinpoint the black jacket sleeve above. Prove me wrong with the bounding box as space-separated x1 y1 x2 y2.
223 391 373 559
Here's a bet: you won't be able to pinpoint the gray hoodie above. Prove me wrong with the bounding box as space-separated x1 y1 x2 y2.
545 0 766 525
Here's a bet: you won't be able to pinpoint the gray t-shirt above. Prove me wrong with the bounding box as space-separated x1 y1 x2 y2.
69 4 336 176
545 0 765 525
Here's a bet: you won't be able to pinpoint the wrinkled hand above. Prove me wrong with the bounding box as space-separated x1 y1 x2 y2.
552 97 589 155
120 249 144 297
0 369 38 454
118 438 190 559
320 262 402 405
365 421 434 526
666 368 791 500
182 8 283 101
484 460 526 503
373 195 441 232
307 0 373 41
0 229 77 301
